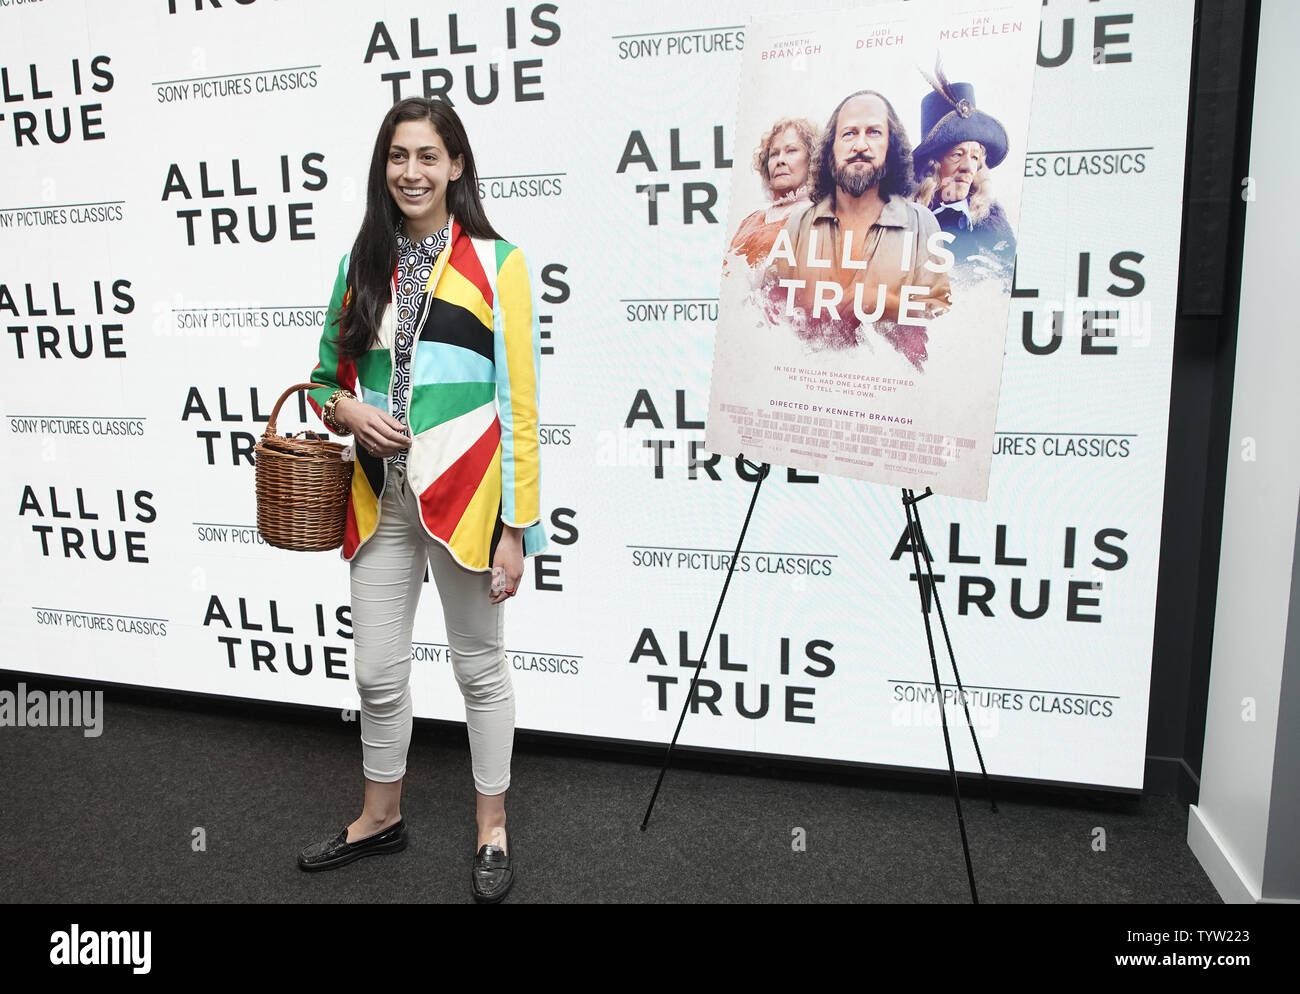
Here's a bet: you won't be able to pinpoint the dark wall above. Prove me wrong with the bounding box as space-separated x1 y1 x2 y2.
1145 0 1260 798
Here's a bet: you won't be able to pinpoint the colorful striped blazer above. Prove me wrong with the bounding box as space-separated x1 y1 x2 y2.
308 220 547 569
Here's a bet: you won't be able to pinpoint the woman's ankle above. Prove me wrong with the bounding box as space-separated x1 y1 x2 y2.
348 811 401 841
477 822 508 851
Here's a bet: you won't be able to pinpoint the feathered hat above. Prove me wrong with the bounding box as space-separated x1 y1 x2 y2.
913 57 1009 178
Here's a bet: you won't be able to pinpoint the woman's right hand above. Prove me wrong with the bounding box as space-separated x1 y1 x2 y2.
334 397 411 458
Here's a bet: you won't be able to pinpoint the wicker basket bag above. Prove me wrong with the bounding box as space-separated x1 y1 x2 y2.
254 382 353 551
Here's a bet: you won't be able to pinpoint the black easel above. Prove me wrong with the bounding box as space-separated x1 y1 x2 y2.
901 487 997 905
638 470 996 905
641 458 770 831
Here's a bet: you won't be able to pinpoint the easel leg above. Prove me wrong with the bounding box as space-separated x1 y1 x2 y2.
902 487 979 904
641 460 771 831
908 492 998 813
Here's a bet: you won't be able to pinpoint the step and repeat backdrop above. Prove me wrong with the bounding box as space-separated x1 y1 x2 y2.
1 0 1193 789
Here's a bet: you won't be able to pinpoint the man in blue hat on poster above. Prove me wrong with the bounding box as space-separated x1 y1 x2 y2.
911 65 1017 279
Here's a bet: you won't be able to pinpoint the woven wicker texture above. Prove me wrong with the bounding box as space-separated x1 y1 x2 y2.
254 383 353 551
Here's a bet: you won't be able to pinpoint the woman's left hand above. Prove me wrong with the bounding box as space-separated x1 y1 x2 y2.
491 526 524 604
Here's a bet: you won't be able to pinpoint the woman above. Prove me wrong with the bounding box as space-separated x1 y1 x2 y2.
298 97 546 904
726 117 818 270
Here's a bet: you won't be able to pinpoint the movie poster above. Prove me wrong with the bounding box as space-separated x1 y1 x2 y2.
707 0 1040 500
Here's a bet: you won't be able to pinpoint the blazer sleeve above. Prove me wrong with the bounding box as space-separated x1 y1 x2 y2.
493 245 542 529
306 252 357 426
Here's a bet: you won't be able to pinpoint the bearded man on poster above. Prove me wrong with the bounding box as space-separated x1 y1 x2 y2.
767 90 952 370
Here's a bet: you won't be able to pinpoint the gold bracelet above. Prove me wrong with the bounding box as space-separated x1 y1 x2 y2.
322 389 355 435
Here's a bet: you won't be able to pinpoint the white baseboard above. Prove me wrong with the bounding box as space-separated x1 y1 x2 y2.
1187 804 1259 904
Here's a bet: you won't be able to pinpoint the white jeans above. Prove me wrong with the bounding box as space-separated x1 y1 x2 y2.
348 464 514 794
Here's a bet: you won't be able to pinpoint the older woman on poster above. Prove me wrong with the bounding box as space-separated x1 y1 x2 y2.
726 117 819 271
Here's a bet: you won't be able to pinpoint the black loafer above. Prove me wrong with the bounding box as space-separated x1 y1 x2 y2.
297 818 408 872
471 843 514 903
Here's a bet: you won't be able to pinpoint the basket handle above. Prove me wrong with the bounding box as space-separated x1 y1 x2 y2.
264 382 322 438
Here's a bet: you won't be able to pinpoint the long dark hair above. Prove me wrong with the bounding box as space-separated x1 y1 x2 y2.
812 90 915 203
337 98 501 358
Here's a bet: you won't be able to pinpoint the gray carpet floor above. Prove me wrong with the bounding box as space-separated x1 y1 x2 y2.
0 678 1221 904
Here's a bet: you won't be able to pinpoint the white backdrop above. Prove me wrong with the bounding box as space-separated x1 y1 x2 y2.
0 0 1194 789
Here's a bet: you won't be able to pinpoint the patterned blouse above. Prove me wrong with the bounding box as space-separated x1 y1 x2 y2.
390 218 451 466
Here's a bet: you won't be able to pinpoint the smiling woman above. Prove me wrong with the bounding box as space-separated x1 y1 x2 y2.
386 120 464 240
300 97 547 903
